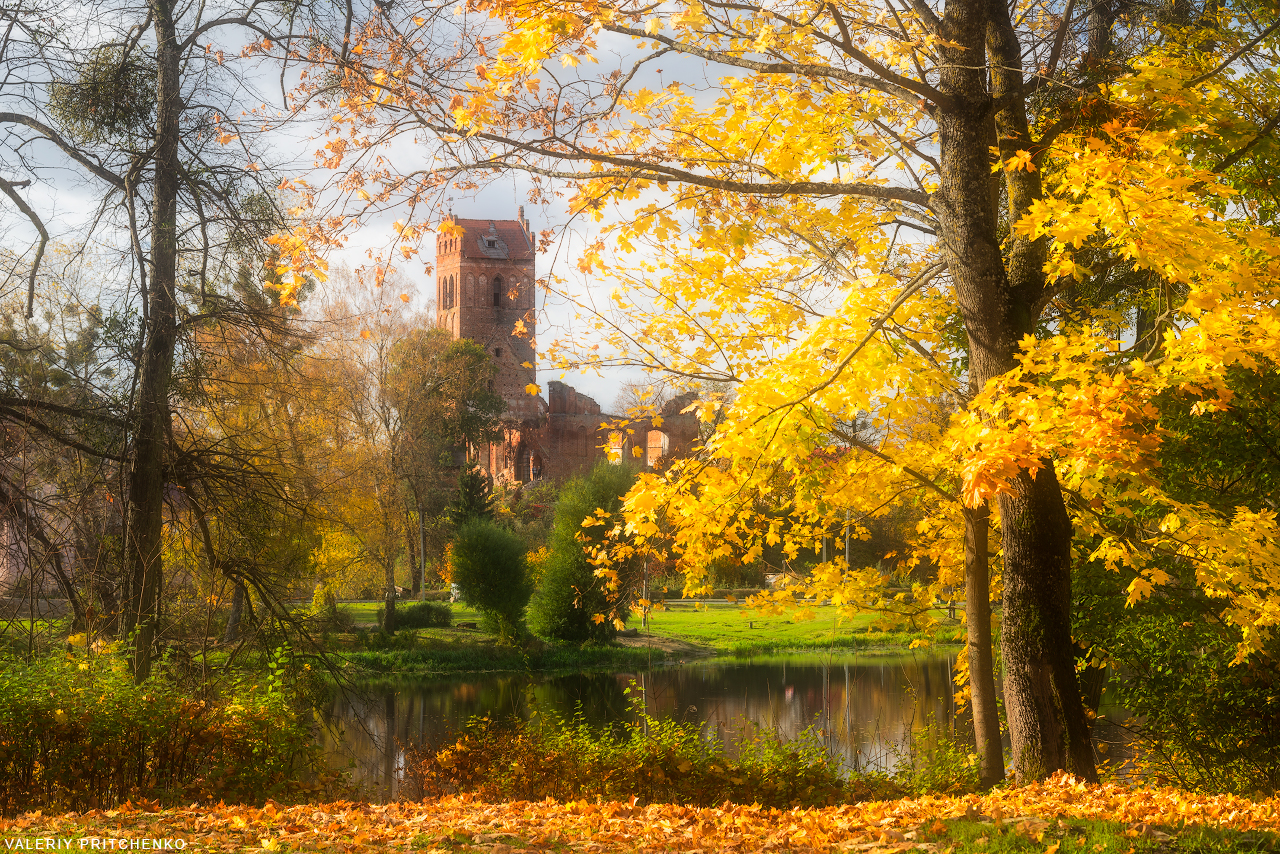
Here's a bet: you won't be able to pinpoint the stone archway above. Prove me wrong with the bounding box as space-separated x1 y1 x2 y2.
516 441 530 483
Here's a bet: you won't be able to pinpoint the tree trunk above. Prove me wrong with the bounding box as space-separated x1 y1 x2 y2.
224 580 247 643
124 0 181 683
998 468 1096 780
404 498 422 597
383 568 397 633
936 0 1097 784
964 503 1004 787
417 498 427 597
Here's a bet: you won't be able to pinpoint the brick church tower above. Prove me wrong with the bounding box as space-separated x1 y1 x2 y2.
435 210 542 481
435 210 701 485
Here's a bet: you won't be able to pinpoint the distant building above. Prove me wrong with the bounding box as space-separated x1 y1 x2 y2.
435 210 699 484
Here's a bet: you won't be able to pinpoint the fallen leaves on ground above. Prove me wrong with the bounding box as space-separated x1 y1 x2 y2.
5 772 1280 852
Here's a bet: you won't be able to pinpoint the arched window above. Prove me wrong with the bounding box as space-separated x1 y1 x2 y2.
646 430 670 469
492 275 503 307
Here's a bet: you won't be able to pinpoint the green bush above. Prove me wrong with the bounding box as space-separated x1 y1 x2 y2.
1075 555 1280 795
0 652 320 812
529 462 639 642
449 518 532 639
355 628 421 651
403 708 899 808
390 600 452 629
893 716 980 795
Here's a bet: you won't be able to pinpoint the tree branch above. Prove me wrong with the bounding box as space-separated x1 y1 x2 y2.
0 175 48 318
0 112 125 190
601 21 947 110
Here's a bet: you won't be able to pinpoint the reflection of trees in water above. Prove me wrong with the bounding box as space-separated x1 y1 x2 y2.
321 653 960 794
625 656 959 773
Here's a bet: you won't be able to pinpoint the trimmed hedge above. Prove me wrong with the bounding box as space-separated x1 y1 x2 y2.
387 600 453 629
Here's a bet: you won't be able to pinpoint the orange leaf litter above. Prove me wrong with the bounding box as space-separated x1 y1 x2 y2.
5 774 1279 851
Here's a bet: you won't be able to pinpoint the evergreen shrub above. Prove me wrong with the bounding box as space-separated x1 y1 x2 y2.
449 518 532 639
393 600 453 629
529 462 639 642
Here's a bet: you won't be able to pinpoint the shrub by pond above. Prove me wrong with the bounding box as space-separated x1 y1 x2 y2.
378 600 452 630
403 708 916 808
0 651 322 813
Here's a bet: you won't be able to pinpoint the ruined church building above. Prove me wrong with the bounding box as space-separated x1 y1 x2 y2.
434 210 698 484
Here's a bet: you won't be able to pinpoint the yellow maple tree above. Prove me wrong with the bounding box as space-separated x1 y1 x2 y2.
282 0 1280 786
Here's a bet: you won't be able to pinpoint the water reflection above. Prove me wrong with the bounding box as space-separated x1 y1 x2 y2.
320 651 963 799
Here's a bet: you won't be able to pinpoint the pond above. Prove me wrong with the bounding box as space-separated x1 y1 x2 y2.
320 649 970 800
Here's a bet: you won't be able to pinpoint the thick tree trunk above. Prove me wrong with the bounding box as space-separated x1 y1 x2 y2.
997 468 1095 781
936 0 1097 784
224 580 247 643
124 0 180 683
964 503 1004 787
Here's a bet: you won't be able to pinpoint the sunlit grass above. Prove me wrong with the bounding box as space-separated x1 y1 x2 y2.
334 599 962 662
640 602 962 654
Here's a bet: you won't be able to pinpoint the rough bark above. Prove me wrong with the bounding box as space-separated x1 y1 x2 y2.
964 503 1004 787
997 466 1096 780
124 0 181 683
935 0 1097 784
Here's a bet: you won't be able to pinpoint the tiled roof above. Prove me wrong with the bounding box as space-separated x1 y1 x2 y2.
449 218 534 261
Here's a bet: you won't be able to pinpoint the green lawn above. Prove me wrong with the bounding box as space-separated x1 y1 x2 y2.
640 601 962 654
337 598 961 659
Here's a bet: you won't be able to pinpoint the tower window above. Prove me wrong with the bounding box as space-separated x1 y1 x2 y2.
492 275 503 307
494 348 502 359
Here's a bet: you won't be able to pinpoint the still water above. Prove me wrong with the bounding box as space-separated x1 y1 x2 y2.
320 650 965 799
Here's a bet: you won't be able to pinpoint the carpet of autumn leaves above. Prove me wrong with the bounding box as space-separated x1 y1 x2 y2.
6 773 1280 852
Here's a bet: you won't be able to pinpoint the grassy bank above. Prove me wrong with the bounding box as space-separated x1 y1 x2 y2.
334 600 961 677
8 775 1280 852
340 638 671 676
642 602 962 655
325 603 672 677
